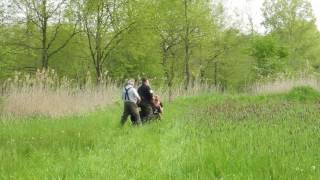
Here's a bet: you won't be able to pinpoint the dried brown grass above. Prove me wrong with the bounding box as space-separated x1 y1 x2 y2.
249 74 320 94
0 70 216 118
158 82 218 102
2 87 119 117
3 70 317 118
0 70 119 118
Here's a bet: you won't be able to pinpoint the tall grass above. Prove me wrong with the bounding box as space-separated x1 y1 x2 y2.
1 89 320 179
0 70 215 118
2 69 319 117
249 74 320 94
0 70 119 117
158 82 217 102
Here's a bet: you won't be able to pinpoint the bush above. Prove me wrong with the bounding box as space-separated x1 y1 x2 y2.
285 86 320 102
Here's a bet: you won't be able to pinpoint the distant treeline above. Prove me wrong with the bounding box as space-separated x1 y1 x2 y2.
0 0 319 90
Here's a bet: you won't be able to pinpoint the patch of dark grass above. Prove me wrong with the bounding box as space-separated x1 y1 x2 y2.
285 86 320 103
184 92 320 126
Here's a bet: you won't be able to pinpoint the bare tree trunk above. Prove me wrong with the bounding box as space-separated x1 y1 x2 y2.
168 56 175 102
41 0 48 69
95 65 102 83
214 61 218 87
161 44 173 102
184 0 190 90
161 43 170 84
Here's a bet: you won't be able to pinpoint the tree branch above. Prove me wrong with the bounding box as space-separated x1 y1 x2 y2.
48 21 80 58
46 19 62 49
84 17 97 67
7 42 42 50
100 21 136 61
47 0 66 18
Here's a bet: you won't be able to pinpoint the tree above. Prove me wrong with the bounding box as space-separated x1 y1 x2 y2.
183 0 191 90
0 2 6 74
197 3 223 86
77 0 135 82
262 0 320 71
153 0 182 99
11 0 80 69
262 0 314 34
250 35 288 77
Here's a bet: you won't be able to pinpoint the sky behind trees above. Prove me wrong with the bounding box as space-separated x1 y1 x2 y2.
223 0 320 33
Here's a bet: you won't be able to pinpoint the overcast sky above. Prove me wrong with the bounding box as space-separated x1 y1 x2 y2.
222 0 320 33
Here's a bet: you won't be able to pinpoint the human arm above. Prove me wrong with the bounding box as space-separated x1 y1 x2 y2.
133 89 141 103
146 86 154 101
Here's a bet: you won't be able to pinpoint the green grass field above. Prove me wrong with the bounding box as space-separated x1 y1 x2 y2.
1 87 320 179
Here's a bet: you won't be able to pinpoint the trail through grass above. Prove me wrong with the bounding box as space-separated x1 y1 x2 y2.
1 87 320 179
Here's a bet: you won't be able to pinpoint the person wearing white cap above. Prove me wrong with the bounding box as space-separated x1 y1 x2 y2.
120 79 141 125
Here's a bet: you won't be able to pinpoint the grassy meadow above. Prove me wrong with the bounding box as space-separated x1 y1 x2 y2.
1 87 320 179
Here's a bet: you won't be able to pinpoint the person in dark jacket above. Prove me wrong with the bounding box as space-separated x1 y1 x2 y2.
138 78 154 121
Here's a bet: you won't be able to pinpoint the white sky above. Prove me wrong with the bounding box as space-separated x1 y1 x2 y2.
222 0 320 33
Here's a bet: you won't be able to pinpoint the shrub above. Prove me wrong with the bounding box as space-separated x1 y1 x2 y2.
285 86 320 102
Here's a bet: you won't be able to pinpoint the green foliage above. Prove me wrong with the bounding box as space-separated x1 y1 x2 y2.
285 86 320 102
1 93 320 178
250 35 288 77
49 26 91 80
1 0 320 90
262 0 320 72
262 0 315 31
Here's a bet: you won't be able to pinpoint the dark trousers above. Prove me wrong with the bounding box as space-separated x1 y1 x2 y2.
121 101 141 125
139 101 153 122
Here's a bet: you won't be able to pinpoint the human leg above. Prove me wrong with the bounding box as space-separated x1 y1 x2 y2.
127 102 141 125
121 103 130 125
143 103 153 122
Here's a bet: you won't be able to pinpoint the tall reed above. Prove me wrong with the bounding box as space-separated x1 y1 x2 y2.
1 69 119 117
249 73 320 94
0 70 216 118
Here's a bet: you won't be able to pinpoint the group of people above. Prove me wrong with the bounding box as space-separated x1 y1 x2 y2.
121 78 163 126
